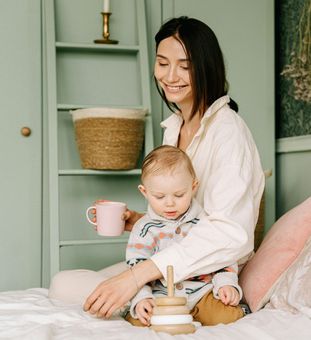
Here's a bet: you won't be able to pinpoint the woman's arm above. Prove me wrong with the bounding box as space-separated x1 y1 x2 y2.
151 163 262 282
157 111 265 282
83 259 161 318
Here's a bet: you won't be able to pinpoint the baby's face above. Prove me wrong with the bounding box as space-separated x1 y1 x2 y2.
140 167 197 220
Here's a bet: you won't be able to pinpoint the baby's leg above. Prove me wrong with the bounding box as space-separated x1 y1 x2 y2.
191 291 244 326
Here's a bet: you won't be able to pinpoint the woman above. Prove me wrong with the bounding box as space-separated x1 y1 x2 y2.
49 17 265 320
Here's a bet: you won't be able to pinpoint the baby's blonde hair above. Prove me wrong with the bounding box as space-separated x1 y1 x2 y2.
141 145 197 183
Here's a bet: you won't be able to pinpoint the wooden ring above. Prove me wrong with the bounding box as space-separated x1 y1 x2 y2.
153 305 190 315
150 314 193 325
155 296 187 306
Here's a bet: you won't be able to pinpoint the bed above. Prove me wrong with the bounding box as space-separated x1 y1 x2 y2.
1 199 310 339
0 287 310 340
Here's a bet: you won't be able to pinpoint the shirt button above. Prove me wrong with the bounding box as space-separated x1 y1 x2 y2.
176 283 183 290
175 227 181 234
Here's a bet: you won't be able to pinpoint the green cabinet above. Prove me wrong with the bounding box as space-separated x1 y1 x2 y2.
43 0 154 280
0 0 42 290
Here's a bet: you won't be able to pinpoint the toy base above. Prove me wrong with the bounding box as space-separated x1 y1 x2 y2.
150 323 196 335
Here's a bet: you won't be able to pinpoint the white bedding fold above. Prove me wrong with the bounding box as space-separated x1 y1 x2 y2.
0 288 310 340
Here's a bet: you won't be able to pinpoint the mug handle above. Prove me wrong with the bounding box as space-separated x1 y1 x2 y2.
86 206 96 225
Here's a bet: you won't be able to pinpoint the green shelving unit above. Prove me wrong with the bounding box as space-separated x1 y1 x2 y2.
44 0 153 278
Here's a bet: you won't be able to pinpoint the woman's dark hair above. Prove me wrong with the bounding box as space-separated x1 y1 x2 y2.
154 16 238 118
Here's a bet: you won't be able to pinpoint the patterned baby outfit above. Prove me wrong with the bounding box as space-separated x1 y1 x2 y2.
126 199 242 318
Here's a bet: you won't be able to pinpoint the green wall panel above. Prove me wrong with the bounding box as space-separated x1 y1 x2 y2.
60 243 127 271
0 0 42 291
56 51 141 106
276 149 311 217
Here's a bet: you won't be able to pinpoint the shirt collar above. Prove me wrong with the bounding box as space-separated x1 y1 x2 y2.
201 95 230 124
160 95 230 130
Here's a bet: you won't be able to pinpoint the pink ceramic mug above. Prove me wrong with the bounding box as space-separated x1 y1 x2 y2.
86 200 127 236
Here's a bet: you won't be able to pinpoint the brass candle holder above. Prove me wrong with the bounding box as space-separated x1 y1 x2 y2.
94 12 118 44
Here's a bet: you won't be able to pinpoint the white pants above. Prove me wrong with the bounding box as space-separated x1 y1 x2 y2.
48 261 128 305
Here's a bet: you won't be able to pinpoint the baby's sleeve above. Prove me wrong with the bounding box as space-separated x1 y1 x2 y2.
126 217 155 266
212 263 243 300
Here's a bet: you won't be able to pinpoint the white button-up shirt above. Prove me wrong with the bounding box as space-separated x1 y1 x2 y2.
151 95 265 282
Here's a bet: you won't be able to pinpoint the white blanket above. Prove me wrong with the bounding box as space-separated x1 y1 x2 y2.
0 288 310 340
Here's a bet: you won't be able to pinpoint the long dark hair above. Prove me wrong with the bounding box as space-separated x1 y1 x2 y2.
154 16 238 118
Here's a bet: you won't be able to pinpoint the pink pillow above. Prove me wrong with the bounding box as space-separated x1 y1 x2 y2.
239 197 311 312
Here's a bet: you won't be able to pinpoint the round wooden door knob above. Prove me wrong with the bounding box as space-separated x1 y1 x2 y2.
21 126 32 137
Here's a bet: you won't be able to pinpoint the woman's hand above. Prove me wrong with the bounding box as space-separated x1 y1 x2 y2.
135 298 155 325
218 286 240 306
83 260 162 318
83 269 137 318
122 209 144 232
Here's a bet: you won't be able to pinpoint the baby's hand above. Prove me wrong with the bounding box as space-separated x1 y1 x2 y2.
135 298 155 325
218 286 240 306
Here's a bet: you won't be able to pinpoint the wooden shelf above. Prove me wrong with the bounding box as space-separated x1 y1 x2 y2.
56 42 139 53
60 237 129 247
59 169 141 176
57 103 146 111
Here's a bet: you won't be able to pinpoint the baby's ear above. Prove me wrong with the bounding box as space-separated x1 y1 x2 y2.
192 179 199 193
138 184 147 198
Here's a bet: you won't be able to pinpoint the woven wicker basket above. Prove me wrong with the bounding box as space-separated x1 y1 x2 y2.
71 107 147 170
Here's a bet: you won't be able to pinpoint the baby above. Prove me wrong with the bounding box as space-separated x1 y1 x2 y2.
125 145 243 326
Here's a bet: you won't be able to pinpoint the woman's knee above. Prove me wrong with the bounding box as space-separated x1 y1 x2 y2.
48 269 100 305
48 262 128 305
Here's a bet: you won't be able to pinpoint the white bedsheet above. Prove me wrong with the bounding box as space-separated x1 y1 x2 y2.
0 288 310 340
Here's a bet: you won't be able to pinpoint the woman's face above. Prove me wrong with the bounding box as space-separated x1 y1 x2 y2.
154 36 193 109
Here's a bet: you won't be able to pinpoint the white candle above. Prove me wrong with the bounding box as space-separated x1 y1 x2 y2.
103 0 110 12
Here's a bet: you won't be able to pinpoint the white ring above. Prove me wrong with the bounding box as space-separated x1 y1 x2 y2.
150 314 193 325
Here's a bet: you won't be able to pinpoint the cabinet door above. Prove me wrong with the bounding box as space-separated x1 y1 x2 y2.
0 0 42 290
163 0 275 230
